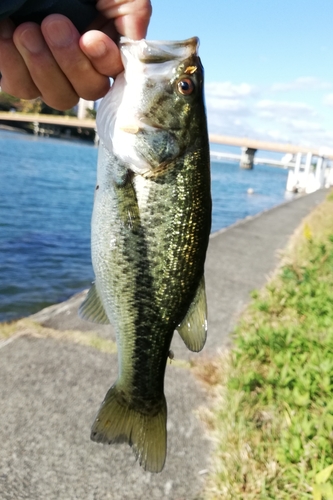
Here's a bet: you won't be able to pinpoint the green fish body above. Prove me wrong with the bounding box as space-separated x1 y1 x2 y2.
80 37 211 473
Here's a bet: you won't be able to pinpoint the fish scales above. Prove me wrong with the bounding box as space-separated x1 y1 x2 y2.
79 36 211 473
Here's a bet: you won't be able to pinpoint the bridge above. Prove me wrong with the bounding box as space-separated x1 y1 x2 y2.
0 112 95 130
0 112 332 193
0 111 97 142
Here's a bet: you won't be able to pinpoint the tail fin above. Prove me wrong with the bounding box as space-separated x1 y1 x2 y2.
91 384 167 473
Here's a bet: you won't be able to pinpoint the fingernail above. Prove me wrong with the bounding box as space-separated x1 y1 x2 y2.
45 20 75 48
0 21 14 40
20 28 45 54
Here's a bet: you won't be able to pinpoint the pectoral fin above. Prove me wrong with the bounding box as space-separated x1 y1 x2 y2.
78 283 110 324
177 276 207 352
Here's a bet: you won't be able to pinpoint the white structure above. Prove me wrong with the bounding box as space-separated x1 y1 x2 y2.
286 152 333 193
211 149 333 193
77 98 95 120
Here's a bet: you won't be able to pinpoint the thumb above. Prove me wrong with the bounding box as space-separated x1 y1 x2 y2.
96 0 152 40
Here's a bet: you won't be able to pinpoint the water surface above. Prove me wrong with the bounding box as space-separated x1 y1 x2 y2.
0 129 289 322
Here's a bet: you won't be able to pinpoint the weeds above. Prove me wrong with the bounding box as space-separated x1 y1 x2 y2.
205 192 333 499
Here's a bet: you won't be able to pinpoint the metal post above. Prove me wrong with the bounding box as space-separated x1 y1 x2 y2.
94 128 99 146
294 152 302 178
287 152 302 192
33 121 39 136
321 158 327 188
302 152 312 192
304 152 312 177
315 156 324 188
327 161 333 187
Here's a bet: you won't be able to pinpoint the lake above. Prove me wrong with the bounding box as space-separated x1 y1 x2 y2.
0 129 290 322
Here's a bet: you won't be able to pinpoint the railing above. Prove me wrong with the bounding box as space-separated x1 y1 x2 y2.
0 112 332 193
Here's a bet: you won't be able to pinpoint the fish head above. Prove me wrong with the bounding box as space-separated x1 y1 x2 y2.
96 37 207 176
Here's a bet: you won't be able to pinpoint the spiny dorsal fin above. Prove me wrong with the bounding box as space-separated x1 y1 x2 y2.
78 283 110 324
177 276 207 352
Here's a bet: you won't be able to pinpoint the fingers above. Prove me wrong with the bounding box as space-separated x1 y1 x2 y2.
0 19 40 99
96 0 152 39
83 0 152 75
13 21 79 109
9 15 111 110
0 1 152 111
80 29 123 77
1 15 112 110
41 15 110 102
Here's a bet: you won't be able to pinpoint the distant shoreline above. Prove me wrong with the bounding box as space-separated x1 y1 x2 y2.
0 124 29 134
0 115 96 142
0 123 95 144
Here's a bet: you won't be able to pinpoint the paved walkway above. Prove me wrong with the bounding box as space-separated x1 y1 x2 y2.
0 189 328 499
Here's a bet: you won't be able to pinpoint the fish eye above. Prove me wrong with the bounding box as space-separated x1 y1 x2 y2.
177 78 195 96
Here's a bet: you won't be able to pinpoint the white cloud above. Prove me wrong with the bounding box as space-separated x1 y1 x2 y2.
207 114 255 138
286 119 323 132
206 96 250 115
205 82 256 136
261 129 290 142
271 77 331 92
256 100 316 118
323 93 333 106
205 81 257 99
205 79 333 148
206 104 254 137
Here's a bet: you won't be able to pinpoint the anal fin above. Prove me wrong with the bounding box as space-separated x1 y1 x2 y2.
79 283 110 324
177 276 207 352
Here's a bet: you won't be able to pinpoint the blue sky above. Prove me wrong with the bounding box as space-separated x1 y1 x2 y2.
147 0 333 149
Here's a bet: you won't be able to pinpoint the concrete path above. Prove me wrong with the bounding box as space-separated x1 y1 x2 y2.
0 189 328 499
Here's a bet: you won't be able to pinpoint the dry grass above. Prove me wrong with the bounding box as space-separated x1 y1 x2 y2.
0 318 117 354
0 318 193 371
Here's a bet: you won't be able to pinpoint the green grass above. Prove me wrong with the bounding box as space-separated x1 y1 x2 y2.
204 191 333 499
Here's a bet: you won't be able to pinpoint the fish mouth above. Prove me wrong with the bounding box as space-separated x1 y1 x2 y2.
120 37 199 64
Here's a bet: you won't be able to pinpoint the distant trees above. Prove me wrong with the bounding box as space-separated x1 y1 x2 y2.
0 91 76 116
85 107 97 119
0 92 20 112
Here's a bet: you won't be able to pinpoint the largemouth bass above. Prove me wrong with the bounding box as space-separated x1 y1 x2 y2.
79 36 211 473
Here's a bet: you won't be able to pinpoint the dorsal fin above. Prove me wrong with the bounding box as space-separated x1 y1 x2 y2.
79 283 110 324
177 276 207 352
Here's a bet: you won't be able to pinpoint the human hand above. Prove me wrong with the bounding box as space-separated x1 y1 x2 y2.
0 0 152 110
